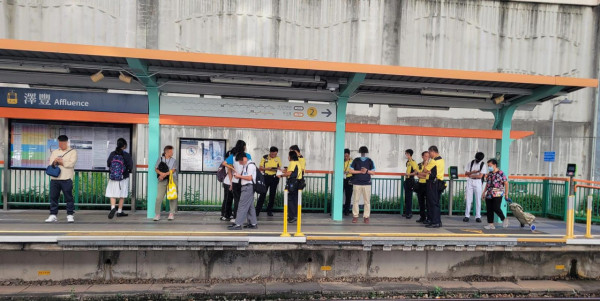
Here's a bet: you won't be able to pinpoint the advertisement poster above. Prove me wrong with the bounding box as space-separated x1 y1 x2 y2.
10 121 131 170
179 138 226 172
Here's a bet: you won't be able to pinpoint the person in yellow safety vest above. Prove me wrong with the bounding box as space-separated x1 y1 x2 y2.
280 151 304 224
256 146 282 217
343 148 353 216
422 145 445 228
403 149 419 219
289 145 305 175
415 151 430 224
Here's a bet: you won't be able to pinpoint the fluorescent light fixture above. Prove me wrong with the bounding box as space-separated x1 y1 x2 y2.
307 101 330 105
107 89 147 95
90 71 104 83
29 85 107 93
288 100 305 103
162 92 200 98
421 89 492 99
118 72 133 84
210 76 292 87
388 104 450 111
0 83 30 88
0 63 70 73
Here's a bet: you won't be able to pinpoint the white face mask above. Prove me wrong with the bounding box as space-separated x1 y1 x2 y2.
488 166 494 172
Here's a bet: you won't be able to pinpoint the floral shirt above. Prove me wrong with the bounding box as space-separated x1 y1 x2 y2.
485 170 507 197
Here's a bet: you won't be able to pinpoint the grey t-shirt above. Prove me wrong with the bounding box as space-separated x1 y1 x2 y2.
155 156 178 181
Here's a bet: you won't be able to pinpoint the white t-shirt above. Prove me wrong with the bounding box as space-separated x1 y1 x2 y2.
223 165 232 185
241 161 257 186
464 159 487 182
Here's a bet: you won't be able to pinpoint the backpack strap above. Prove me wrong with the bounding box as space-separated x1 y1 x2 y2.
480 161 484 171
470 160 475 172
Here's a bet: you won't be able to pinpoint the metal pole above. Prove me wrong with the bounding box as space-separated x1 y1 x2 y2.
2 118 9 211
585 195 593 239
549 105 556 177
448 178 453 216
565 194 575 239
281 189 290 237
295 189 304 237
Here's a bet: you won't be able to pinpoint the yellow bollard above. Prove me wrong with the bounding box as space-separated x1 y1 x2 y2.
295 189 304 237
585 195 593 239
565 195 575 239
281 189 290 237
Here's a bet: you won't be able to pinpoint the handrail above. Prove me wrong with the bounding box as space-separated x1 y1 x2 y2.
574 179 600 186
574 184 600 193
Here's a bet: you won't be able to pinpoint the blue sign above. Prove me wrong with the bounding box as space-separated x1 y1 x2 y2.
544 151 555 162
0 87 148 114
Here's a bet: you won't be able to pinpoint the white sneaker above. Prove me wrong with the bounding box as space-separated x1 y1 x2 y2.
67 215 75 223
45 215 57 223
484 224 496 230
503 218 509 228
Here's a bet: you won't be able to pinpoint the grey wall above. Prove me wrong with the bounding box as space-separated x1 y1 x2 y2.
0 0 598 178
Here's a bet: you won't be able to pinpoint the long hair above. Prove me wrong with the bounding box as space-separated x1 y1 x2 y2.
289 151 299 161
230 140 246 155
115 138 127 154
162 145 174 157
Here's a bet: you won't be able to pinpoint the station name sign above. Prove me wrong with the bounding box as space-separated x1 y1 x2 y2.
0 87 148 114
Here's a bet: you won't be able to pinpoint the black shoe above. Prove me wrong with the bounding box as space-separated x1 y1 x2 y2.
220 216 228 221
227 224 242 230
406 215 413 219
476 218 482 223
108 207 117 219
401 213 407 217
288 218 297 224
416 218 425 223
267 212 274 217
343 211 349 216
463 217 470 222
426 223 442 228
116 212 128 217
243 224 258 229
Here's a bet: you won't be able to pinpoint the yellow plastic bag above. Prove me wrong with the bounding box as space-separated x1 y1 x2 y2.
167 171 178 200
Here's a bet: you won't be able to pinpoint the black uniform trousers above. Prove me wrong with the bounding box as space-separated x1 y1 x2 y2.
426 180 442 225
343 178 353 215
404 178 415 216
256 175 279 216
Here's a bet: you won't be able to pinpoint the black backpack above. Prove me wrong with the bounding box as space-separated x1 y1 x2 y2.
157 157 170 179
245 162 267 194
470 160 486 182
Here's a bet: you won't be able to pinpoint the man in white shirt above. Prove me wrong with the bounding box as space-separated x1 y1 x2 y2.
45 135 78 223
463 152 487 223
228 152 258 230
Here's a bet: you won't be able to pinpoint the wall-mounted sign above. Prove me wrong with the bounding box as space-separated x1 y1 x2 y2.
179 138 227 172
161 96 336 122
0 88 148 114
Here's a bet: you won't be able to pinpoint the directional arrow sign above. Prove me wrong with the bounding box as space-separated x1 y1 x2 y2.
321 109 332 118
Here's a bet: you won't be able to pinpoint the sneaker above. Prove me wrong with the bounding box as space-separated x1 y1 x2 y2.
243 224 258 229
476 218 482 223
484 224 496 230
288 218 297 224
153 215 161 221
230 218 236 223
45 215 58 223
352 217 358 223
267 212 274 217
416 218 425 223
168 214 175 221
227 224 242 230
117 212 128 217
406 215 413 219
425 223 441 228
67 215 75 223
463 217 469 222
220 216 228 221
502 218 509 228
108 207 118 219
364 217 370 224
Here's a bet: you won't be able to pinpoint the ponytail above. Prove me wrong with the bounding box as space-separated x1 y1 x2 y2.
115 138 127 154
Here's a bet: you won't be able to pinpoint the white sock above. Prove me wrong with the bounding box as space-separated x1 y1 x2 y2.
111 205 115 210
117 209 122 213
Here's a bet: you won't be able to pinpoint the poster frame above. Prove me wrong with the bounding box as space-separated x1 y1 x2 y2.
178 137 227 173
8 119 133 172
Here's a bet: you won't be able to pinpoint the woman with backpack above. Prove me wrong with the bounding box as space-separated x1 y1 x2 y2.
154 145 178 221
106 138 134 219
222 140 251 222
280 150 304 224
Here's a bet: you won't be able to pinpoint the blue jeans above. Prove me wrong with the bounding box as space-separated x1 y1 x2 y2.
49 179 74 215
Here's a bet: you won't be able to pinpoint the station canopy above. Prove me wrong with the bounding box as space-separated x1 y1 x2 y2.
0 39 596 111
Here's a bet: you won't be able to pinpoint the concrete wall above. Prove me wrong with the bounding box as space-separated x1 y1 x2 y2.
0 0 598 177
1 249 598 281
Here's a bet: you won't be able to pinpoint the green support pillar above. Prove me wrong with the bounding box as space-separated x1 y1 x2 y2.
332 73 366 221
126 58 159 219
491 85 565 221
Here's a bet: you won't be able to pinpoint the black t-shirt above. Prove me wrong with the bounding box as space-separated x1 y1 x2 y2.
350 157 375 185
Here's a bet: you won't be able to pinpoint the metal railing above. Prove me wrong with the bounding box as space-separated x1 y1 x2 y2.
3 167 599 225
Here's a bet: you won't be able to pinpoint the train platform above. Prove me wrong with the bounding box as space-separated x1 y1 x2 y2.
0 210 598 249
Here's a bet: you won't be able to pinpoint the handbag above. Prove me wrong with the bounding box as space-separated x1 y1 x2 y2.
167 171 178 200
491 188 504 198
45 149 73 177
286 178 299 194
157 157 170 179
